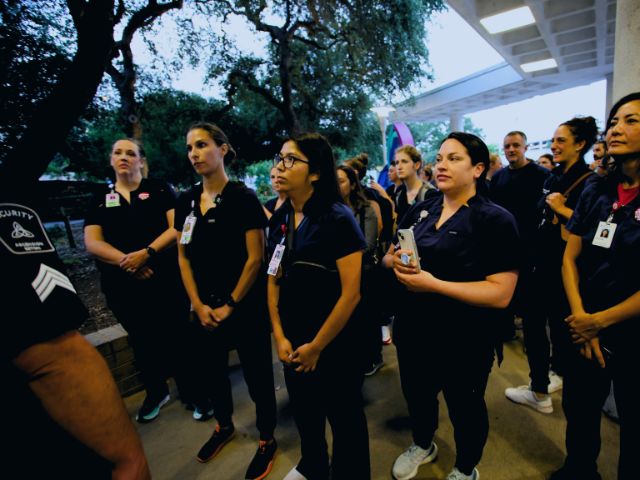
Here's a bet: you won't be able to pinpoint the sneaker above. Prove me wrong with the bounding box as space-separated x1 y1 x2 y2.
446 467 479 480
382 325 392 345
505 385 553 414
136 393 170 424
193 407 215 422
245 438 277 479
392 442 438 480
365 360 384 376
548 371 563 393
283 467 307 480
196 424 235 463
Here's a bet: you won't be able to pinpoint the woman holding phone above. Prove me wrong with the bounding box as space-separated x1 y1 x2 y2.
557 92 640 480
383 132 519 480
267 133 370 480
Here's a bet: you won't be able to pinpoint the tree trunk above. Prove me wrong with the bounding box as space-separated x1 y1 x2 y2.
0 1 115 192
278 39 301 135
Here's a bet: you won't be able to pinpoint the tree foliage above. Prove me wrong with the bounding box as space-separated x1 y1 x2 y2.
409 117 485 164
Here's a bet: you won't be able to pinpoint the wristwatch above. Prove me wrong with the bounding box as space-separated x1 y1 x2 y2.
146 246 157 257
226 295 237 308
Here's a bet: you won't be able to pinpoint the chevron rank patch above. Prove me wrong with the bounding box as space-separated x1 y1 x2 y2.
31 263 77 302
0 203 55 255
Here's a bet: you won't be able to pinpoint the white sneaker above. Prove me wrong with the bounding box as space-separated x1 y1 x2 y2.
446 467 479 480
505 385 553 414
283 466 307 480
382 325 392 345
548 371 563 393
392 442 438 480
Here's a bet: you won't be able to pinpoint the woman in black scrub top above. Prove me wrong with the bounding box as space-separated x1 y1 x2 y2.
84 138 188 424
267 133 370 480
175 122 277 480
556 92 640 480
383 132 519 480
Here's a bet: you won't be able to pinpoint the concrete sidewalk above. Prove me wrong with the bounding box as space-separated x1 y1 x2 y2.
124 337 619 480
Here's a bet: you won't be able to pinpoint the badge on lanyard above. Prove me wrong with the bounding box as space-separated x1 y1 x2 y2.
267 224 287 276
180 213 197 244
105 192 120 208
592 221 616 248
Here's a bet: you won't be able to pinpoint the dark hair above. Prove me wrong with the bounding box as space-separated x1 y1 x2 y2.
441 132 490 193
560 116 598 160
606 92 640 132
344 152 369 180
422 165 433 181
594 140 607 151
337 165 369 212
539 153 554 162
286 132 342 214
505 131 527 143
604 92 640 184
187 121 237 164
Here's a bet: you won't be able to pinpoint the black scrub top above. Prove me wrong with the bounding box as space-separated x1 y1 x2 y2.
84 178 177 297
566 179 640 350
393 191 520 343
175 181 267 305
267 200 366 351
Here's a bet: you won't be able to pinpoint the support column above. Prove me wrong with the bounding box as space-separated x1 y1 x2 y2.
605 72 613 116
449 113 463 132
612 0 640 101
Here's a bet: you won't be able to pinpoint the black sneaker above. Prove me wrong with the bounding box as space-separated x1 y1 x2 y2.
136 393 170 424
245 439 277 479
364 360 384 377
196 424 235 463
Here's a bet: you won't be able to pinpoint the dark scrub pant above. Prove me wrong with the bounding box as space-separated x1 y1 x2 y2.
396 327 495 476
107 276 189 401
522 266 573 394
190 311 277 440
283 356 370 480
561 335 637 479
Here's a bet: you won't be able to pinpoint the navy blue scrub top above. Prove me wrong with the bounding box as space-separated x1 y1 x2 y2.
393 192 521 339
566 179 640 349
175 181 267 301
267 200 366 349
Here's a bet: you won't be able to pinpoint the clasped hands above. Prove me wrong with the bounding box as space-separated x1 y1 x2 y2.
565 310 607 368
119 249 154 279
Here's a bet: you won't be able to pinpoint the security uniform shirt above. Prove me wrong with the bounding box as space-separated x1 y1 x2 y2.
393 192 520 346
1 198 108 478
267 200 366 356
175 181 267 309
84 178 177 298
566 179 640 352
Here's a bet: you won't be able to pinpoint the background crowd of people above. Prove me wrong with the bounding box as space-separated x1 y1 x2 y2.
6 92 638 480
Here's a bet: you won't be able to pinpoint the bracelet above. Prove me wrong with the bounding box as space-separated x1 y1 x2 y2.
146 246 157 257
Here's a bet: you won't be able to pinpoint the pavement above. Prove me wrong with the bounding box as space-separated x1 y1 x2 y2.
124 333 620 480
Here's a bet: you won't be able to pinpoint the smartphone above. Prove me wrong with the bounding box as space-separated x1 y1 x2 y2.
397 228 421 272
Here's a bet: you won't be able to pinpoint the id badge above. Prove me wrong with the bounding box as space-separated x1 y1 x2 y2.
592 221 616 248
267 244 285 276
180 214 197 244
105 193 120 208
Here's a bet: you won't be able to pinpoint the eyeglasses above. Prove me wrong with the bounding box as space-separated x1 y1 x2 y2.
274 153 309 169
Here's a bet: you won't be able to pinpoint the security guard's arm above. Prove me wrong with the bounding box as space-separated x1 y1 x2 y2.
291 251 363 372
13 331 151 480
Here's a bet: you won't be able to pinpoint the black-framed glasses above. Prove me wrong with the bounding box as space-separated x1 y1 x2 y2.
274 153 309 169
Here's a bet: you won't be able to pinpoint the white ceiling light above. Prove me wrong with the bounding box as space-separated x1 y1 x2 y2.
520 58 558 73
480 6 535 34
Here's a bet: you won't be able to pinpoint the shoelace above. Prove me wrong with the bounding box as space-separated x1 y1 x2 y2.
407 444 430 461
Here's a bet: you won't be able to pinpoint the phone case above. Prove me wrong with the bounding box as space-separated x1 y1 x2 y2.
397 228 421 271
